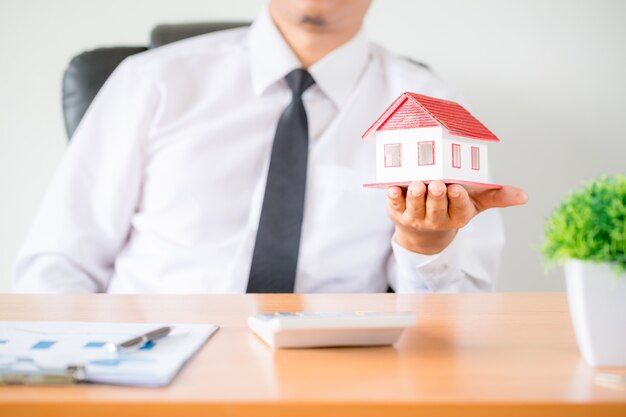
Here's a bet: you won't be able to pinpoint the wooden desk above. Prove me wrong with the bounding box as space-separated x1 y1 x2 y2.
0 293 624 416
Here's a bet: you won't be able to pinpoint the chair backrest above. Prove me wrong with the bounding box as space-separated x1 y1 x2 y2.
62 22 249 139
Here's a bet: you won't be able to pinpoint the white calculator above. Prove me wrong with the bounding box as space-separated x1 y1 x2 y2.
248 311 416 349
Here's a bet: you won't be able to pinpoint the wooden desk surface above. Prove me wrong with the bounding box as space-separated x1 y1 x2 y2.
0 293 625 417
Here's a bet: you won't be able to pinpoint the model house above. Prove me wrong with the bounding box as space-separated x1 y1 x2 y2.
362 92 500 188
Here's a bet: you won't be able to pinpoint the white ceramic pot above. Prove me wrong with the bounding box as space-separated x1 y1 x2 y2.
565 260 626 367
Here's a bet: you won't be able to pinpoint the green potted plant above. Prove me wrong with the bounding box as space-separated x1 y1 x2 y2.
542 175 626 367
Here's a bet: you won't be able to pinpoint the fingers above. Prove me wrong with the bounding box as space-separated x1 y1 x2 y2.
391 180 458 255
386 186 406 219
425 180 448 228
405 181 426 220
447 183 475 228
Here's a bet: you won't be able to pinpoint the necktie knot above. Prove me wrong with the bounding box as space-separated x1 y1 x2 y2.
285 69 315 96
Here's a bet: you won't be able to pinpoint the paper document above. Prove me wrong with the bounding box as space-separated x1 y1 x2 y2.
0 321 219 386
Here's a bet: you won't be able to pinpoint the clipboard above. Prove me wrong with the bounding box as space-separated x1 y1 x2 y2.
0 321 219 386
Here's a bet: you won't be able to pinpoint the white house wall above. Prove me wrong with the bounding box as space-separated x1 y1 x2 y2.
375 127 443 183
442 132 489 183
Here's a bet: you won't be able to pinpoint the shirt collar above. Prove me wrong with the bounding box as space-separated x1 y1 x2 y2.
248 7 370 108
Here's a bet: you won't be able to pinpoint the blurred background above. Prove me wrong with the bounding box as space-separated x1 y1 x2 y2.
1 0 625 292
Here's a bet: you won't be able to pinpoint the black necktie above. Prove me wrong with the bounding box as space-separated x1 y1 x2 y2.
247 69 316 293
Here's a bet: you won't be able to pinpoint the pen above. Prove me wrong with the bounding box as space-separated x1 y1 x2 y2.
109 326 172 353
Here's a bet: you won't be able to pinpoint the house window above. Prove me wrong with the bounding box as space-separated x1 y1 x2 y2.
471 146 480 170
452 143 461 168
418 141 435 166
384 143 402 167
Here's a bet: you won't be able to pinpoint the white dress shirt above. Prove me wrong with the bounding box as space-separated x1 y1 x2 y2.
13 8 505 294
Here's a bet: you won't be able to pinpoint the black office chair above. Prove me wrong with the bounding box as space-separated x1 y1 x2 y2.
62 22 249 139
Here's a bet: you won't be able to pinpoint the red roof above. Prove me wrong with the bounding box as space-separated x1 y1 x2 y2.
362 92 500 142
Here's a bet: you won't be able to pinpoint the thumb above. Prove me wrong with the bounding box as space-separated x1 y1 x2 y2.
471 185 528 211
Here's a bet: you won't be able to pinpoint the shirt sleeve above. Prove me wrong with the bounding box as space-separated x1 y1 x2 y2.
387 208 505 293
12 58 159 293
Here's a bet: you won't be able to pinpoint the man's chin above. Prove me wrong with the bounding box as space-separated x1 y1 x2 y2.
300 15 327 27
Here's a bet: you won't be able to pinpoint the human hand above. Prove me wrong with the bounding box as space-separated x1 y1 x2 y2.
387 180 528 254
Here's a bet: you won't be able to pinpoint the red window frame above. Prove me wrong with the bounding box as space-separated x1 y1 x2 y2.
451 143 461 168
471 146 480 170
384 143 402 168
417 141 435 166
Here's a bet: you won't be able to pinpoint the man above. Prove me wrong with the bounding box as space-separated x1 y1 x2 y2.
13 0 527 293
